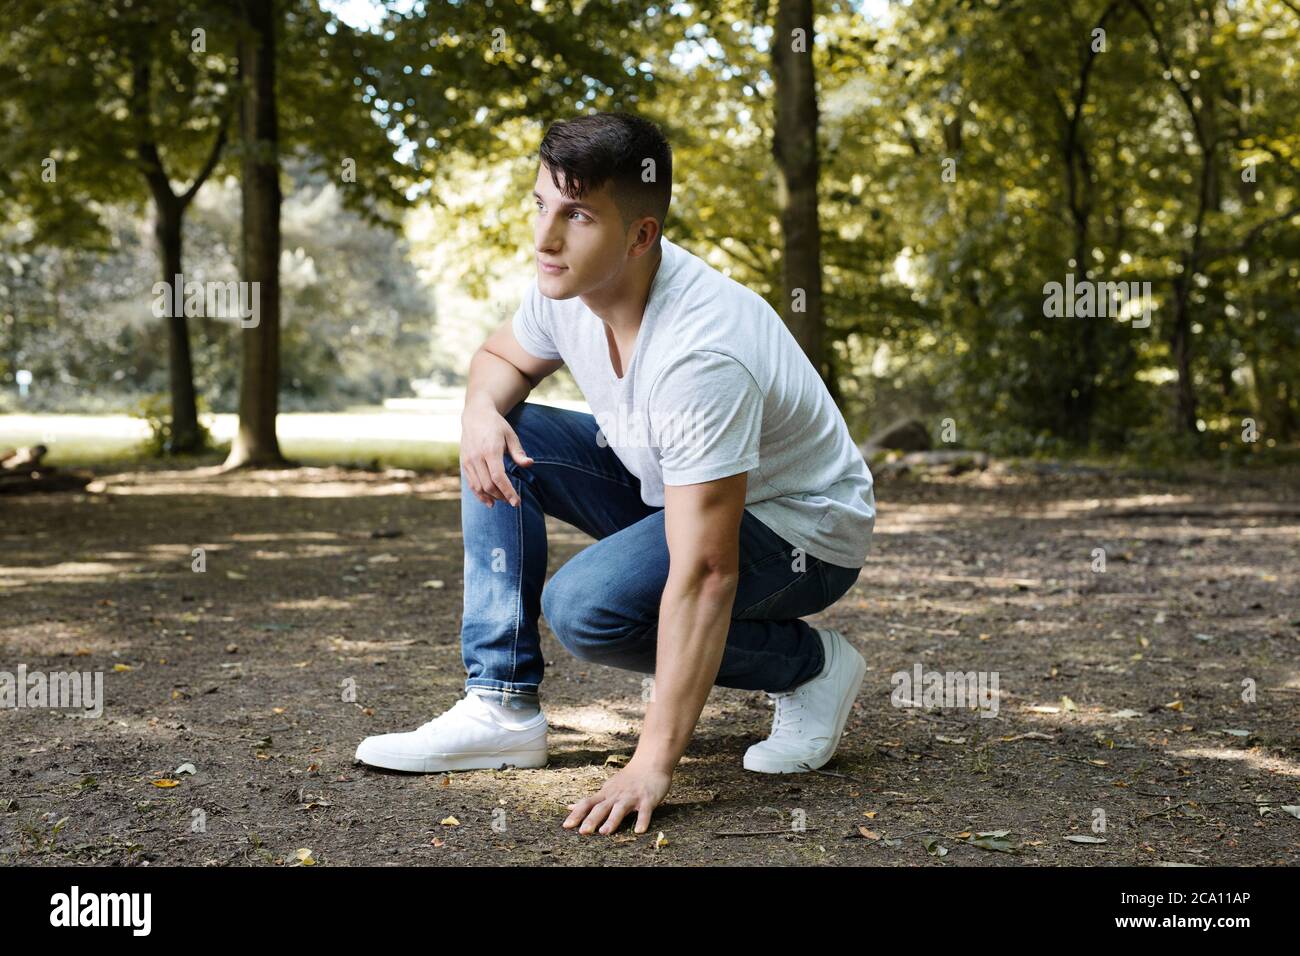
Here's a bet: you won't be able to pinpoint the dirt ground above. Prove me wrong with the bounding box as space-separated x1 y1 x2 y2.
2 460 1297 866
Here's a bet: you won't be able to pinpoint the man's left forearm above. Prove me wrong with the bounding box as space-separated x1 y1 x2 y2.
634 568 739 772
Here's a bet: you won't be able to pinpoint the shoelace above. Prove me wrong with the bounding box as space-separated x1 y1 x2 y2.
768 690 805 737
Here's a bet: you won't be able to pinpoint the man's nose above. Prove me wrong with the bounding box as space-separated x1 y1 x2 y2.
536 211 563 249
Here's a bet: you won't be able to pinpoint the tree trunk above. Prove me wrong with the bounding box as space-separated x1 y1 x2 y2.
1170 280 1198 433
154 197 202 453
771 0 828 389
225 0 287 469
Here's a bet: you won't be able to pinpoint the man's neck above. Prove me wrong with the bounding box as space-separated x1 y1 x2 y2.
580 242 664 343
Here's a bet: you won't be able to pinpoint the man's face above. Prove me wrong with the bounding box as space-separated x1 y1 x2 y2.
532 165 636 300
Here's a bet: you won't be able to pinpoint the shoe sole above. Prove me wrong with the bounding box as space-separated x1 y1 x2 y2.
355 744 549 773
743 631 866 774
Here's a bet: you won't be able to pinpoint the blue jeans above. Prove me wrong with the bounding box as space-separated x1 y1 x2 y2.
460 401 862 711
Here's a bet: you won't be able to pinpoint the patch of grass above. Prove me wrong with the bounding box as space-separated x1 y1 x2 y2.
282 438 460 472
2 430 462 473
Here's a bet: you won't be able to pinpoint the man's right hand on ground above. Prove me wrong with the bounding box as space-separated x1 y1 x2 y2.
460 401 533 508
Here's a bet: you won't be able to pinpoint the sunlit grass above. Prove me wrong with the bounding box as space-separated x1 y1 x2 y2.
0 426 461 472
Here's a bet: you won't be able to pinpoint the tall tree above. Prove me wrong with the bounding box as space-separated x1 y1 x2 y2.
0 0 236 451
771 0 829 391
129 22 232 452
225 0 285 467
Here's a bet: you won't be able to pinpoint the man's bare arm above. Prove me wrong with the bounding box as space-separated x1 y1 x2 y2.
562 471 746 835
464 318 564 417
635 473 745 772
460 317 564 507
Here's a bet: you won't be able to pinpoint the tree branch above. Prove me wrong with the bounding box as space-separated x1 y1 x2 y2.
180 107 231 207
129 50 176 204
1201 203 1300 262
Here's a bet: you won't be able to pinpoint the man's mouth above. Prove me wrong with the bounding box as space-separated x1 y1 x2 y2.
539 261 567 274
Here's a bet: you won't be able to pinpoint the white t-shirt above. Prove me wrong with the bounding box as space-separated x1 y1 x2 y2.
512 235 875 569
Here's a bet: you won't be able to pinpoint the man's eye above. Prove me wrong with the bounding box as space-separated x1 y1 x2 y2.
535 203 588 222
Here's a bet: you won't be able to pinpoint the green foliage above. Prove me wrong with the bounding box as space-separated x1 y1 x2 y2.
130 392 214 457
3 0 1297 462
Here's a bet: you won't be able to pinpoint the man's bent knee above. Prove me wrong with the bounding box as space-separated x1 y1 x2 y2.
542 571 643 662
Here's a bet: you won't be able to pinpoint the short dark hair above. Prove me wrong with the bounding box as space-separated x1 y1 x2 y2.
538 111 672 243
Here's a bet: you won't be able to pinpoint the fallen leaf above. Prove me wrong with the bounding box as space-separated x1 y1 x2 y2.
1064 835 1106 844
152 779 181 788
440 815 460 826
858 827 881 840
921 836 948 857
968 830 1017 853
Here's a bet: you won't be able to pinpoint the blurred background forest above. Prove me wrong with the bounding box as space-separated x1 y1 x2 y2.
1 0 1297 468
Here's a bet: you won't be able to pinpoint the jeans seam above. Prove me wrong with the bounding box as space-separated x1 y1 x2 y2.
509 472 523 690
512 456 642 490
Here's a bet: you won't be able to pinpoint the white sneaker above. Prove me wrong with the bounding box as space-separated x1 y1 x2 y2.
354 693 548 772
743 627 866 774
